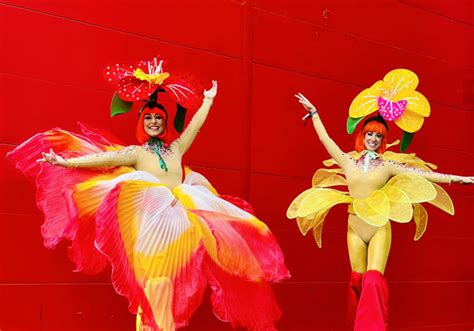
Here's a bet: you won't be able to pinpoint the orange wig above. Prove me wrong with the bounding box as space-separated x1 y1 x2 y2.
355 118 388 153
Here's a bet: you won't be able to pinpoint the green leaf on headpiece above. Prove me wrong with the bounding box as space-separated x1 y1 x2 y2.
401 131 414 152
346 116 364 134
110 93 133 117
174 104 187 133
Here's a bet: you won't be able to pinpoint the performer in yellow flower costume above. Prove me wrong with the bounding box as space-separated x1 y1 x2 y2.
288 69 473 330
8 57 289 331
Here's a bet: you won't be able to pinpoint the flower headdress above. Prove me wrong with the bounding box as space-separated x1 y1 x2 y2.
103 57 200 134
347 69 430 151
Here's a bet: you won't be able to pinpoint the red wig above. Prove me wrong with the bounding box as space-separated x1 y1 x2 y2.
135 107 169 144
355 119 388 153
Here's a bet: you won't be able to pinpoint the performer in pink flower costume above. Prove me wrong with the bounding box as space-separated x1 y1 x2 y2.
8 57 289 331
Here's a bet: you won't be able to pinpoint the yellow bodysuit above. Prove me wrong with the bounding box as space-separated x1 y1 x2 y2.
287 115 454 266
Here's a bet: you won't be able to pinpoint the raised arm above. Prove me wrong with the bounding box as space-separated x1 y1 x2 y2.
388 160 474 184
37 146 138 168
174 81 217 155
295 93 350 169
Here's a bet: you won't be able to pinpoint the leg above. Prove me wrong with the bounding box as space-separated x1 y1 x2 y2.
347 225 368 274
367 222 391 274
347 225 368 328
355 223 392 331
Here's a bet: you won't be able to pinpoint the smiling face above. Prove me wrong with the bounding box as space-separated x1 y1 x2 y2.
354 117 388 154
364 131 383 151
143 113 165 137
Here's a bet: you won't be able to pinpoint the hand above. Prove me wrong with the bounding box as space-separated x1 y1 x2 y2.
37 148 68 167
295 93 316 112
456 176 474 184
451 175 474 184
204 80 218 99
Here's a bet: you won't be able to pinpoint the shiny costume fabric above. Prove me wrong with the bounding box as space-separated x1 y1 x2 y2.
287 146 455 247
7 124 289 331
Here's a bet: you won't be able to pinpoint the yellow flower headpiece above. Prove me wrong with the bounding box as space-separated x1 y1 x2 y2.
347 69 430 151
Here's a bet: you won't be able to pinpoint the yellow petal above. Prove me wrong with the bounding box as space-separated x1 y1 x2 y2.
296 214 315 236
386 139 400 149
296 208 329 237
381 186 413 223
383 69 419 94
312 211 329 249
382 151 437 171
287 188 316 219
428 183 455 215
312 169 347 188
394 109 425 133
387 173 437 203
296 189 352 218
349 81 386 118
413 203 428 241
394 90 430 117
353 190 390 227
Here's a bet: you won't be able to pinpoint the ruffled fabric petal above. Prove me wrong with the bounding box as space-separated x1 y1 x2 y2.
428 183 455 215
383 151 437 171
6 127 131 274
288 148 456 241
94 176 207 330
413 203 428 241
353 191 390 227
386 174 437 202
312 168 347 187
8 126 288 331
192 210 287 330
311 211 328 248
287 188 351 245
380 186 413 223
295 188 352 218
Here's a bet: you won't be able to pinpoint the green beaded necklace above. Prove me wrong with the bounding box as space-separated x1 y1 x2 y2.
147 137 168 172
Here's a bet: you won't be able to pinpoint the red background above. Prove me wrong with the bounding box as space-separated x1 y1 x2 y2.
1 0 473 330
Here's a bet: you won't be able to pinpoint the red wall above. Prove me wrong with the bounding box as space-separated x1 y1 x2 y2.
1 1 473 330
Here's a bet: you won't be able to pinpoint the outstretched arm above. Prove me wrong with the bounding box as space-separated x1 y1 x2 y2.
37 146 138 168
388 160 474 184
295 93 350 169
175 81 217 155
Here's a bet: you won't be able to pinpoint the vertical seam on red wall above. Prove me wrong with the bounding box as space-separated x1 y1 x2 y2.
242 0 254 199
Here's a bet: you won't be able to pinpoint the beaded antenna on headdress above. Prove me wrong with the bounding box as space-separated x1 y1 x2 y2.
346 69 431 151
103 57 199 133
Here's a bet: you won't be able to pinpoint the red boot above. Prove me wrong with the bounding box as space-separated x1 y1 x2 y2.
354 270 389 331
347 271 362 329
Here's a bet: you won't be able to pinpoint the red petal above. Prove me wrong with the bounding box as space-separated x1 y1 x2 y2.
103 63 135 86
117 77 155 102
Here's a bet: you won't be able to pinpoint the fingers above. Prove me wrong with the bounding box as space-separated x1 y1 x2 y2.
36 149 57 164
